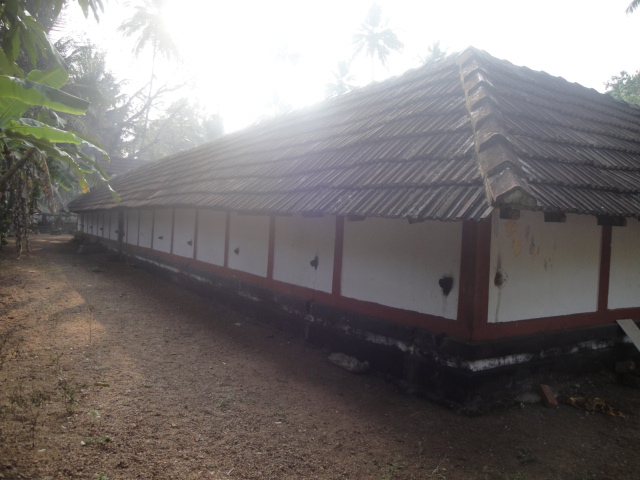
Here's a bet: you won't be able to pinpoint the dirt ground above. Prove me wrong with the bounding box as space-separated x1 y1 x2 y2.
1 235 640 480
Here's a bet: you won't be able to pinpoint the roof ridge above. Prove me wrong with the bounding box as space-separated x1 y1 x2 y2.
457 48 537 209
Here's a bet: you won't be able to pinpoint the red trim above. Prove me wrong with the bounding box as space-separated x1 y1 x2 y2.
598 225 612 312
193 209 200 260
267 216 275 279
87 234 640 341
332 216 344 296
170 209 176 255
473 308 640 341
122 242 467 336
457 219 492 341
124 211 128 244
224 212 230 268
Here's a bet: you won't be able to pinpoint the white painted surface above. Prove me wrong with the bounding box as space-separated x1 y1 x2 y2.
138 210 153 249
341 217 462 319
617 319 640 350
273 215 335 293
109 211 119 241
103 211 110 239
125 210 139 245
88 212 96 235
609 219 640 309
196 210 227 266
173 209 196 258
227 213 270 277
488 211 600 323
97 211 107 238
152 209 173 253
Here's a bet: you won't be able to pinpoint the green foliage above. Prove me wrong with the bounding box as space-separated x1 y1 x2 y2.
118 0 181 152
352 3 404 81
139 98 223 162
420 41 448 66
55 38 131 158
8 385 51 446
58 377 85 413
0 1 115 255
118 0 179 60
326 60 357 98
606 70 640 106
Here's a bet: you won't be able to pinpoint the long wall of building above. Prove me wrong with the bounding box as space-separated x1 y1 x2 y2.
84 209 463 320
76 207 640 409
77 207 640 335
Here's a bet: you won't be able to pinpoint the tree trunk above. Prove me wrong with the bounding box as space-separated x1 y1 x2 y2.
0 148 35 191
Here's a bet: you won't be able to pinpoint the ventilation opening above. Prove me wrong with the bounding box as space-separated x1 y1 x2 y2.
439 276 454 296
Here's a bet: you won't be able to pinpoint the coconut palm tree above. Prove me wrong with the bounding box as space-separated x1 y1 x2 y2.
352 3 404 82
627 1 639 13
419 41 447 66
325 61 357 97
118 0 180 151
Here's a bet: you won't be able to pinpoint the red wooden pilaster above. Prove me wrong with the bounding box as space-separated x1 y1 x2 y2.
457 218 492 341
267 216 276 279
193 209 200 260
223 212 230 268
170 209 176 255
598 224 612 312
332 216 345 296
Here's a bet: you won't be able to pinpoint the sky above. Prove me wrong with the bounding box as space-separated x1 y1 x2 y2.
62 0 640 133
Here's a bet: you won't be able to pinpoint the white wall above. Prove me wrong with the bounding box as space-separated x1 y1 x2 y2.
138 210 153 249
152 209 173 253
488 211 600 322
341 217 462 319
273 215 335 293
109 211 119 241
126 210 139 245
196 210 227 266
609 219 640 309
227 213 270 277
173 209 196 258
88 212 96 235
98 211 107 238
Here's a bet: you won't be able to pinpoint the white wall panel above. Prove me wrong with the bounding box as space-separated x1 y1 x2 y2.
152 209 172 253
88 212 97 235
196 210 227 266
173 209 196 258
609 219 640 309
273 215 335 293
227 213 270 277
342 218 462 319
98 211 107 238
488 211 600 322
138 210 153 248
109 210 119 241
126 210 139 245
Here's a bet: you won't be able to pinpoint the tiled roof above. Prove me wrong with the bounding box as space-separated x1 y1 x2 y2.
69 47 640 221
97 156 149 179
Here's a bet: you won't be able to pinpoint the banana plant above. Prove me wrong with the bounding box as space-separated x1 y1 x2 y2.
0 0 114 255
0 67 119 200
